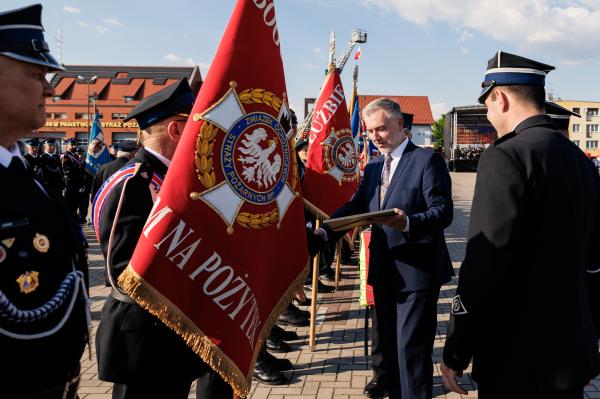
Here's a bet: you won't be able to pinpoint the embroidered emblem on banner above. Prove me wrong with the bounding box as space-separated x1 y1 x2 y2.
451 295 468 315
190 82 297 234
0 246 6 263
321 128 359 184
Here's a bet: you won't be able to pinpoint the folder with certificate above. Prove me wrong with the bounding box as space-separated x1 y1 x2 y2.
323 209 397 232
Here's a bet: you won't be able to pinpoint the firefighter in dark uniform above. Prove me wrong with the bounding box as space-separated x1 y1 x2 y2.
89 140 137 201
40 138 64 194
61 137 85 219
94 79 232 399
0 4 90 398
23 137 44 178
441 51 600 398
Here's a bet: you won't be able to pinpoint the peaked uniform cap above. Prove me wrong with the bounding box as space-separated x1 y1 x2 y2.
63 138 77 144
124 79 195 130
478 51 555 104
43 138 56 144
0 4 64 71
117 141 137 152
545 101 580 119
25 138 41 146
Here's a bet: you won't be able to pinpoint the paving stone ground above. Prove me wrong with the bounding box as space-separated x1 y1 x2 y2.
77 172 600 398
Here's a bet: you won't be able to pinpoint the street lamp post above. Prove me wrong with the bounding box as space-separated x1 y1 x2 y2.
77 75 98 147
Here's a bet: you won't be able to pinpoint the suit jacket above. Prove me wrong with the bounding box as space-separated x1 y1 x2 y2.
326 140 453 295
444 115 600 392
95 147 205 383
0 157 88 391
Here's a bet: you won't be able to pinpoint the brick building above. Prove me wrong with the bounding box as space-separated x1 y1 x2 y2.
37 65 202 147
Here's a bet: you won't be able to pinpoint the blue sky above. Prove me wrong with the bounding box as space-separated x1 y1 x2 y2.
4 0 600 121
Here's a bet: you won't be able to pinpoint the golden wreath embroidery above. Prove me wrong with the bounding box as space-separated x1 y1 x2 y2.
191 83 297 233
194 122 217 189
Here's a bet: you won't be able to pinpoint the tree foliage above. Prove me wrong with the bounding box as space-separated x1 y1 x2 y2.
431 114 445 150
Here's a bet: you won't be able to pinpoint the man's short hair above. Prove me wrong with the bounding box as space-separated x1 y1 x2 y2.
362 98 403 121
502 85 546 110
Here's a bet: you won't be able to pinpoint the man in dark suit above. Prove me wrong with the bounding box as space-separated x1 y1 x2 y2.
318 98 453 399
0 4 89 398
89 140 137 201
94 79 232 399
441 51 600 398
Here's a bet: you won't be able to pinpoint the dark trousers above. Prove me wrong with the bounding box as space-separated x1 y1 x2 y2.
112 368 232 399
478 386 584 399
374 288 439 399
370 305 385 381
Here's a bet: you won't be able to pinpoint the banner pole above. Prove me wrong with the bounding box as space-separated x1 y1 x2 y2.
309 218 321 352
334 239 342 289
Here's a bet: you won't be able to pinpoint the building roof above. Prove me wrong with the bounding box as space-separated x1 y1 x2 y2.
358 95 435 125
46 65 202 102
48 65 199 86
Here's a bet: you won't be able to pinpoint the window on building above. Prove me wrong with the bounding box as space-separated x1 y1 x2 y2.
75 132 89 148
588 108 599 116
572 140 580 147
124 96 134 103
112 113 128 120
573 124 580 133
52 96 61 102
56 112 68 119
587 124 599 133
586 140 598 149
75 113 89 120
45 113 53 119
573 107 580 115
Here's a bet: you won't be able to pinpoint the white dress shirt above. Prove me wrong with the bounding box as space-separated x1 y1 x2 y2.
381 138 411 232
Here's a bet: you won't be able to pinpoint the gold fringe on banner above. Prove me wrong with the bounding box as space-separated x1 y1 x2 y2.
118 260 309 398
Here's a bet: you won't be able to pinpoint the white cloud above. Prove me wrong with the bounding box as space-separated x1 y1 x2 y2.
95 25 109 35
164 53 197 67
63 5 81 14
77 21 88 28
103 18 123 27
431 102 448 120
361 0 600 63
314 47 323 54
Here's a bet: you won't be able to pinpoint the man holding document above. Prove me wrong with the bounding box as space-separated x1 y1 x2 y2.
318 98 453 399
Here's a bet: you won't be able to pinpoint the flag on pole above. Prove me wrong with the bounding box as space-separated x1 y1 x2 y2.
85 111 112 174
302 68 359 217
354 46 362 61
117 1 308 397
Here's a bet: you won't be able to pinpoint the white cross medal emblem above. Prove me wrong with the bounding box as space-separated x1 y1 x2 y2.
191 82 297 234
321 128 359 184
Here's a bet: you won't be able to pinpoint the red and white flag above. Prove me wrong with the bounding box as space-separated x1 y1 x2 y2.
118 1 308 396
354 46 362 61
302 68 360 217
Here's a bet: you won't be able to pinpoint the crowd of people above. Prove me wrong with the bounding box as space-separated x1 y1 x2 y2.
19 137 135 224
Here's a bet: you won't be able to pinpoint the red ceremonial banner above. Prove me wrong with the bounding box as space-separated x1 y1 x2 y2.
117 1 309 397
302 69 360 217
